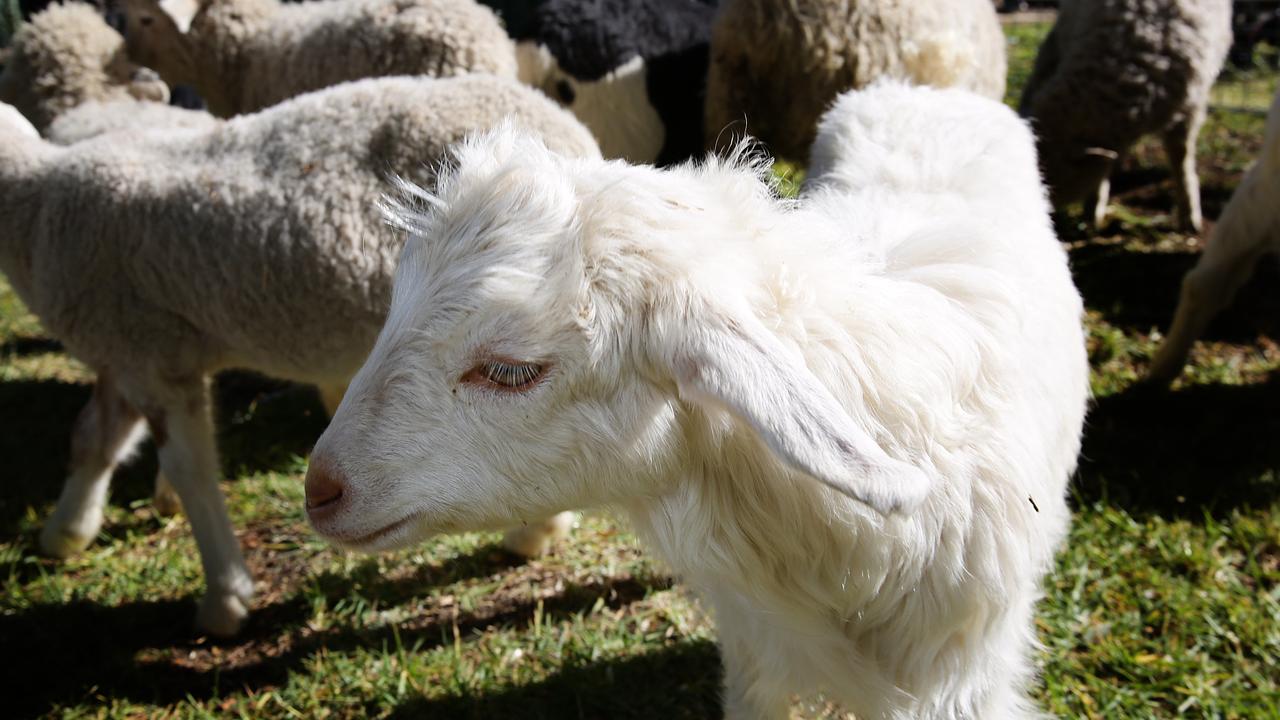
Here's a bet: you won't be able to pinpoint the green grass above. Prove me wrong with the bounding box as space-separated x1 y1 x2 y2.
2 21 1280 719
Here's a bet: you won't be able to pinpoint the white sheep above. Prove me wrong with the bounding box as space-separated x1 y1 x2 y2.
0 2 170 132
703 0 1006 160
0 74 599 636
118 0 518 117
305 82 1090 719
1019 0 1232 232
1149 87 1280 383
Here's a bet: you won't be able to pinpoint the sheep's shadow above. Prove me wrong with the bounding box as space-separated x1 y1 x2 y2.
0 544 670 717
1068 242 1280 340
385 639 724 720
0 336 65 357
0 370 329 538
1075 371 1280 518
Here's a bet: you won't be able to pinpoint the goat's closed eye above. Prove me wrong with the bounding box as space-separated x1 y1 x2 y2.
461 360 546 392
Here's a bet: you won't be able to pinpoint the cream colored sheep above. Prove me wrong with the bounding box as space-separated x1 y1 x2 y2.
119 0 518 117
0 3 168 132
704 0 1006 160
0 74 598 636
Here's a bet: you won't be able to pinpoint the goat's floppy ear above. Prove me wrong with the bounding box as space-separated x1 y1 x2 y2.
658 298 931 515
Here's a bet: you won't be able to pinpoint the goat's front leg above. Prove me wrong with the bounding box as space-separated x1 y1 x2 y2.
501 511 576 558
1164 113 1206 233
719 635 789 720
40 375 149 557
143 378 254 636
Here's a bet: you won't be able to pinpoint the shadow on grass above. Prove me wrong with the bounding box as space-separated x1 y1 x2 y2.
0 371 329 538
1069 242 1280 340
0 542 671 718
0 336 65 357
1075 371 1280 518
386 639 723 720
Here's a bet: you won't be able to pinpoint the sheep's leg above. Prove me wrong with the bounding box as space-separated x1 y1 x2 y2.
152 472 183 516
1148 242 1266 384
40 376 149 558
1164 114 1205 233
1082 150 1123 230
1083 176 1112 229
501 511 575 558
318 383 348 417
144 378 254 636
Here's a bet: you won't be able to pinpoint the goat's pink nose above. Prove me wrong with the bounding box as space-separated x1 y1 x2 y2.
305 457 347 513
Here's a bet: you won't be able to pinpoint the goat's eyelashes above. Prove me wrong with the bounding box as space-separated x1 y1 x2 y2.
461 360 547 392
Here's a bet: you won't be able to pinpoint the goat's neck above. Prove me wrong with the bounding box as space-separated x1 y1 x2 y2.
627 406 863 606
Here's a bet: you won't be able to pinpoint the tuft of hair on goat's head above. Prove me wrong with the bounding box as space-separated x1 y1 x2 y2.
305 123 929 552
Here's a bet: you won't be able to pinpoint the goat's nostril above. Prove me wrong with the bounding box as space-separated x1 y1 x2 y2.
305 461 347 511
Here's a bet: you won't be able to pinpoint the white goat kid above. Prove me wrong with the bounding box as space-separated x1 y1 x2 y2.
306 84 1089 719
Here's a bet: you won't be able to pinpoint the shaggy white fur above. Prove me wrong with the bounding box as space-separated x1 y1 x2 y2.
306 83 1089 719
1149 87 1280 383
119 0 518 117
1019 0 1232 232
0 74 598 637
704 0 1006 160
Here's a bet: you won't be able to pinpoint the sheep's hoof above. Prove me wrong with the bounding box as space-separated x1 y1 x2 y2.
502 512 576 558
38 519 98 559
152 485 183 517
196 590 251 638
1145 350 1186 387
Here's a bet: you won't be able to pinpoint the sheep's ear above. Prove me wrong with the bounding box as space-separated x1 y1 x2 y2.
660 302 931 515
515 42 554 86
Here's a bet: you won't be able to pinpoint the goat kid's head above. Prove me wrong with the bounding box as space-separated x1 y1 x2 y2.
305 127 928 552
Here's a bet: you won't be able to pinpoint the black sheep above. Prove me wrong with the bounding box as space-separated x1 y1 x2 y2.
484 0 717 165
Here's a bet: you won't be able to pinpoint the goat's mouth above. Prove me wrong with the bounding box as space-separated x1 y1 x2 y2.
325 512 423 552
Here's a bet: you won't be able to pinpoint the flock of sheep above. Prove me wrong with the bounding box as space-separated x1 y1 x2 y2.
0 0 1271 717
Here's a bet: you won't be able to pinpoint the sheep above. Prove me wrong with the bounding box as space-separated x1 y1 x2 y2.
1148 87 1280 384
117 0 518 117
46 97 217 144
703 0 1006 161
0 73 599 636
1019 0 1232 233
497 0 718 164
304 82 1090 719
0 2 170 132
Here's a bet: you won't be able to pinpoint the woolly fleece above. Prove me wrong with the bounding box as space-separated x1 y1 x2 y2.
704 0 1006 161
46 98 218 144
0 2 169 132
122 0 518 117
